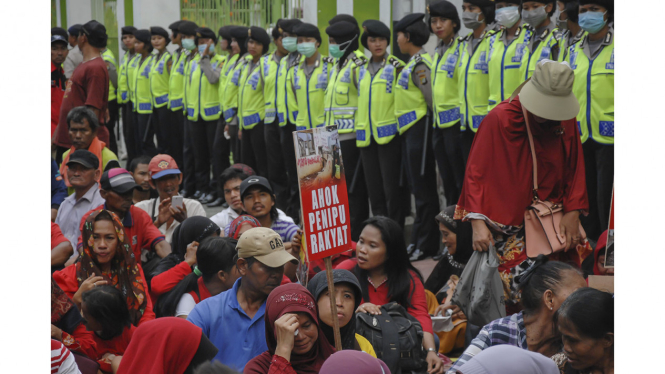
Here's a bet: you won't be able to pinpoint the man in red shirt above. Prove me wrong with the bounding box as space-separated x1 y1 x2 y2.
79 168 172 262
51 28 69 139
51 222 73 270
54 20 111 164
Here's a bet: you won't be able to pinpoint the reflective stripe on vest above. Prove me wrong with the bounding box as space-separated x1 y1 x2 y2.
150 52 172 108
432 39 462 129
186 54 224 122
487 25 532 111
118 53 135 104
263 53 280 124
102 49 117 102
294 54 331 131
238 60 265 130
133 55 154 114
324 50 366 134
219 54 239 119
395 53 432 135
521 27 562 80
356 55 403 147
169 51 189 110
127 55 141 106
459 31 492 132
222 54 247 121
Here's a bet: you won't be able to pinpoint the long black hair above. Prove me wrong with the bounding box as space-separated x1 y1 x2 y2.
354 216 423 309
557 288 613 340
514 255 581 315
81 285 132 340
155 236 238 317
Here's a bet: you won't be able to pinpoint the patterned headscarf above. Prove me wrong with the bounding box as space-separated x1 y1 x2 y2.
76 209 147 326
229 214 261 240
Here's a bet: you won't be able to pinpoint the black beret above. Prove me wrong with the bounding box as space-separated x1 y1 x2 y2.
293 22 321 44
52 27 69 44
230 26 250 40
361 20 390 49
325 20 358 38
248 26 270 53
218 26 234 41
178 21 198 36
168 20 183 32
428 0 461 33
328 14 358 27
501 0 522 4
579 0 614 14
150 26 171 43
196 27 218 43
68 24 82 36
121 26 137 36
279 19 302 34
395 13 426 33
467 0 495 6
133 29 152 45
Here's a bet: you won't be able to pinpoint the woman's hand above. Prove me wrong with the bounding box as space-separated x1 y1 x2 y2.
560 211 582 250
184 241 199 267
426 351 444 374
356 302 382 315
73 273 107 306
471 219 493 252
274 313 300 362
51 324 63 340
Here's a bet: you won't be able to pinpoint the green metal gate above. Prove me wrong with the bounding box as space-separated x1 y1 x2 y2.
92 0 120 62
180 0 303 33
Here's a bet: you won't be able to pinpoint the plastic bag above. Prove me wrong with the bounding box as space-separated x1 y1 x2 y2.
450 244 506 327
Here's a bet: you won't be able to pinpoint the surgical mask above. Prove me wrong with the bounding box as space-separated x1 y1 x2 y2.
522 6 548 27
551 7 561 27
182 38 196 51
557 17 568 30
282 36 298 52
198 44 213 55
121 43 128 51
329 34 357 59
462 11 483 30
297 42 317 58
578 11 607 34
496 6 520 28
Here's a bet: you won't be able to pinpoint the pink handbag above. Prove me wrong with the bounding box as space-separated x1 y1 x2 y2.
522 107 586 257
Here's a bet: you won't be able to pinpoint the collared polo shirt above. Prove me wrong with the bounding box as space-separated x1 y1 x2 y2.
187 278 268 372
134 195 207 243
55 183 105 257
78 204 165 260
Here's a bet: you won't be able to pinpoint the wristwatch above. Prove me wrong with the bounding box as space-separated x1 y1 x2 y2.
427 348 436 353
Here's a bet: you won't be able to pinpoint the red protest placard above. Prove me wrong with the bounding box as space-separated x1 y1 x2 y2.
293 125 352 262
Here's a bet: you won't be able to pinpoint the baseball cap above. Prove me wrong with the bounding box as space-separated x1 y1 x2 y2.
68 24 83 37
237 227 298 268
52 27 69 44
240 176 273 199
149 154 181 179
81 20 108 48
100 168 140 194
514 60 580 121
66 149 100 170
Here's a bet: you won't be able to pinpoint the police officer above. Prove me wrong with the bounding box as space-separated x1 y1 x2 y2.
118 26 137 165
428 1 465 207
557 0 585 61
566 0 614 241
394 13 440 261
184 27 225 205
292 22 333 131
101 43 119 155
149 26 173 156
458 0 496 163
224 26 250 165
520 1 561 79
355 20 409 229
275 19 303 222
325 16 369 242
238 26 271 177
130 29 157 157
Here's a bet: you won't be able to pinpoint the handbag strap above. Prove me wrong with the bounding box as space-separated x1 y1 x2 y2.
522 105 539 201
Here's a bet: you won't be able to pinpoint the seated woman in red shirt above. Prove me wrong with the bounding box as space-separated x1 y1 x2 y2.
51 277 97 359
53 209 155 326
155 236 240 318
336 216 444 374
80 285 136 373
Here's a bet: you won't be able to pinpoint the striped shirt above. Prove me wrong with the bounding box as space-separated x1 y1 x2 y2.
224 218 299 242
51 340 81 374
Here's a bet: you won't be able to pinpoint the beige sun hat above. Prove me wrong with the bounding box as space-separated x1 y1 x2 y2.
237 227 299 268
513 59 580 121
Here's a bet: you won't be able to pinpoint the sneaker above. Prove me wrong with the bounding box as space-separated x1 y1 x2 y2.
409 249 430 262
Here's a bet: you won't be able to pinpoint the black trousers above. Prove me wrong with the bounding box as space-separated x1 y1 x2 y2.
241 121 269 178
134 112 158 157
402 117 440 255
106 99 118 155
212 118 231 199
170 110 185 177
341 138 370 242
460 129 475 166
153 106 173 155
432 122 466 206
122 104 137 166
581 141 614 241
264 119 290 211
189 118 217 194
182 118 197 193
360 139 409 229
280 122 301 221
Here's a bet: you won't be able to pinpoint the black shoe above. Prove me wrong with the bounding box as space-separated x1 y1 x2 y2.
201 193 217 204
192 190 203 200
207 197 225 207
409 249 430 262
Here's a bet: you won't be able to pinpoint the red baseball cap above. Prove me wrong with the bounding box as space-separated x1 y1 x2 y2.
149 154 181 179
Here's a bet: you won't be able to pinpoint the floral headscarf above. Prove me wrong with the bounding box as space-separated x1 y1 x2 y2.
229 214 261 240
76 209 147 326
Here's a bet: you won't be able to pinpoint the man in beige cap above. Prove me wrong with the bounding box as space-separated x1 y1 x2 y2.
187 227 298 371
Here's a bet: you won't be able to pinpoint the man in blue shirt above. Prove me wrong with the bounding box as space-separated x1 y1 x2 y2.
187 227 299 371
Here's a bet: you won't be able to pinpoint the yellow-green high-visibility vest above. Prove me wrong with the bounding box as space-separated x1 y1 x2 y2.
567 30 614 144
356 55 403 147
487 24 533 111
185 54 225 122
324 50 367 134
133 54 155 114
169 49 189 111
150 51 172 108
262 52 282 124
293 54 334 131
117 52 134 104
223 54 249 121
558 29 587 62
219 53 240 120
238 58 265 130
521 26 562 80
458 29 495 132
276 53 304 127
432 38 462 129
102 49 118 102
395 52 433 135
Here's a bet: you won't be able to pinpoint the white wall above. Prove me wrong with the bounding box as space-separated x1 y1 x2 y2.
66 0 93 26
131 0 180 55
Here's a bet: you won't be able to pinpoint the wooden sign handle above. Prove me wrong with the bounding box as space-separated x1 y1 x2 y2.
324 257 343 351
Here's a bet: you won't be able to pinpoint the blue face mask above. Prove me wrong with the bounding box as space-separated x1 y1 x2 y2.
282 37 298 53
578 11 607 34
182 38 196 51
198 44 212 55
297 42 317 58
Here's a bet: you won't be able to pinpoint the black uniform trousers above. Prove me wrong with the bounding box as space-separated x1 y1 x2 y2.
188 118 217 194
581 141 614 241
153 105 173 155
280 121 301 222
169 109 185 179
106 99 119 155
360 138 409 229
460 129 475 166
340 138 370 242
122 103 137 166
134 112 158 157
241 121 269 178
264 119 290 211
212 117 231 199
402 117 440 256
182 117 197 193
432 122 466 206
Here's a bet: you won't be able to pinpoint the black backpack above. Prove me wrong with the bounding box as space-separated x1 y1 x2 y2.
355 302 428 374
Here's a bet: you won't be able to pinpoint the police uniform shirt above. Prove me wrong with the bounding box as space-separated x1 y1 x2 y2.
303 57 318 79
435 35 457 60
227 53 250 126
500 21 526 46
578 25 613 60
103 49 119 89
530 22 559 60
199 55 222 84
411 48 433 111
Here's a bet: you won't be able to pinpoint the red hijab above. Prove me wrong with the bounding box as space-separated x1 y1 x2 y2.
455 95 588 227
117 317 203 374
593 230 609 275
244 283 336 374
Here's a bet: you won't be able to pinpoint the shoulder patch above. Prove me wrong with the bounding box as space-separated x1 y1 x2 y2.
413 54 423 64
540 28 550 39
525 24 535 32
575 29 585 39
388 56 403 68
323 56 335 64
605 31 612 44
351 54 367 67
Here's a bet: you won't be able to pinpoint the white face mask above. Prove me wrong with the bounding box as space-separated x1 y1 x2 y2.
522 6 548 28
496 6 521 28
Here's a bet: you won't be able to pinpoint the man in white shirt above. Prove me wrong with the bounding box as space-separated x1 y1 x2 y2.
135 154 206 243
63 24 84 78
